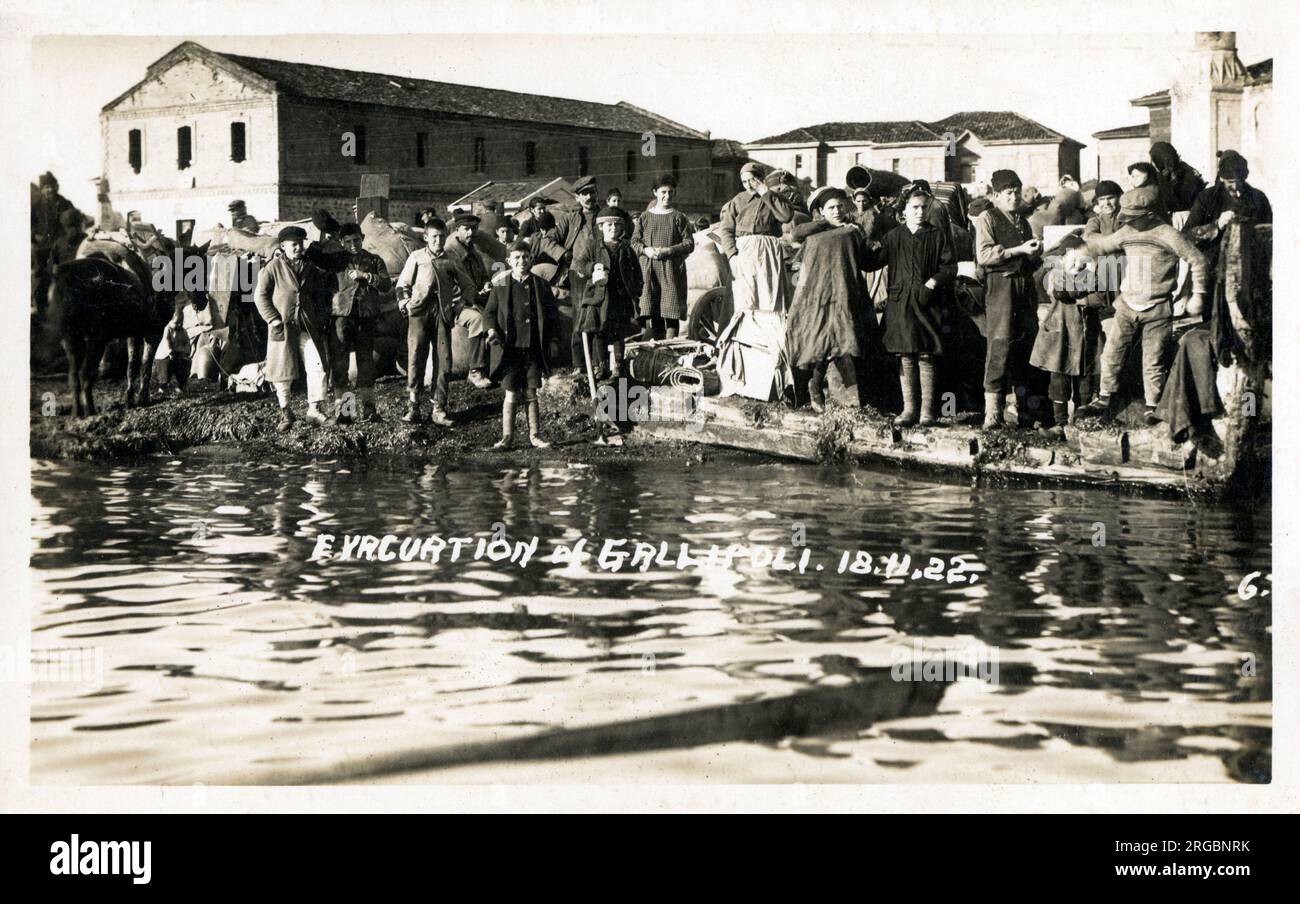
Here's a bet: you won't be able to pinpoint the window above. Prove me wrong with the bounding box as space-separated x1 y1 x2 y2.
128 129 142 174
712 172 726 200
524 141 537 176
473 136 486 173
230 122 247 163
353 125 368 165
854 152 863 165
578 146 589 177
671 154 680 181
176 126 193 170
794 154 803 175
891 158 900 173
626 149 637 183
416 131 427 168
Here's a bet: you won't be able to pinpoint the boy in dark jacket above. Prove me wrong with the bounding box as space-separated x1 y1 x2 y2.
483 241 560 448
573 207 642 381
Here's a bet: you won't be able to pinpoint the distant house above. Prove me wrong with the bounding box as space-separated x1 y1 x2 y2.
100 41 713 236
449 177 576 230
1093 33 1272 187
743 112 1083 195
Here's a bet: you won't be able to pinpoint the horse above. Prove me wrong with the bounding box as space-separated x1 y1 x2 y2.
46 239 208 417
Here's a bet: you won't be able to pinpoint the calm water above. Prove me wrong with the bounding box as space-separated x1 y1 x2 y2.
30 456 1271 784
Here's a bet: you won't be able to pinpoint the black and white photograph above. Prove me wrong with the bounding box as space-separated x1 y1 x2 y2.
2 0 1294 821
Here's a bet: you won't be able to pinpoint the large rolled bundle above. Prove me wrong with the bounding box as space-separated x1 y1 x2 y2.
361 212 422 276
75 236 153 294
222 228 279 258
687 229 732 310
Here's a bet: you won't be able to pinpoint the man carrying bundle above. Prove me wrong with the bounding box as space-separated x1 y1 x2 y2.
445 210 494 389
330 223 391 423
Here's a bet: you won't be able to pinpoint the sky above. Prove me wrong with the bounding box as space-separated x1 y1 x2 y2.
28 29 1278 215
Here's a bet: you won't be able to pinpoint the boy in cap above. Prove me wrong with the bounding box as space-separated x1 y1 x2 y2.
483 241 561 448
1085 181 1123 238
573 206 642 382
329 222 391 423
254 226 334 429
395 218 479 425
1075 185 1209 424
445 210 494 389
974 169 1043 429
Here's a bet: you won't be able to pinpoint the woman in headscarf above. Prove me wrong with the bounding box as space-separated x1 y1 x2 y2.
863 180 957 426
784 187 879 412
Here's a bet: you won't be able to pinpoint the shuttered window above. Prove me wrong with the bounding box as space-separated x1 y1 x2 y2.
177 126 193 170
128 129 142 174
230 122 247 163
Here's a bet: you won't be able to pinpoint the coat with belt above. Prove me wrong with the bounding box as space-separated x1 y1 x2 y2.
253 253 332 383
481 274 561 381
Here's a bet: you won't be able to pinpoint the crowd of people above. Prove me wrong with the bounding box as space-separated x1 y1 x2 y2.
32 136 1271 447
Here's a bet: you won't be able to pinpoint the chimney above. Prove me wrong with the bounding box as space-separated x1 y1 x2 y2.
1170 31 1248 174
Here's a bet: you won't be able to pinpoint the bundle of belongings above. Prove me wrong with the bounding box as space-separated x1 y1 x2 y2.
622 338 721 396
360 212 422 278
716 309 792 402
75 233 153 294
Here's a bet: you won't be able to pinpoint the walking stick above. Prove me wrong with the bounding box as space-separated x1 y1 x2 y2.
580 331 598 400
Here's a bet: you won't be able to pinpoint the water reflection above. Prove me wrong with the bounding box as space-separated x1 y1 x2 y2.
30 456 1271 784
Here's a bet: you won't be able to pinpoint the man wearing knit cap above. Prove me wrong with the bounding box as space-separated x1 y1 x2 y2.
1085 180 1123 238
1076 185 1209 424
1149 141 1206 219
1182 151 1272 317
717 161 797 314
254 225 335 430
973 168 1044 429
539 174 603 369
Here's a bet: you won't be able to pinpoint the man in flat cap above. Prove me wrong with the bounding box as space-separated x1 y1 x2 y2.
716 161 797 315
445 210 494 389
1183 151 1272 284
517 196 555 242
974 168 1043 429
254 225 335 430
228 200 259 233
1076 185 1209 424
539 175 603 369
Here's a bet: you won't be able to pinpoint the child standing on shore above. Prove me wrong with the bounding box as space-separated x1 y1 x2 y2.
864 181 957 427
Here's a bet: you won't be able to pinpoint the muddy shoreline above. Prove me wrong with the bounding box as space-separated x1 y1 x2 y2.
28 372 747 467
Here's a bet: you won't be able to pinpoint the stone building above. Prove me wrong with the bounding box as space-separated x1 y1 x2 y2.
1093 33 1272 187
100 41 713 236
743 112 1083 195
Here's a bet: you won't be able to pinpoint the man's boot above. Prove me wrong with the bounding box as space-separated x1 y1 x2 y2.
493 396 517 449
468 369 492 390
304 402 329 426
429 404 453 427
982 392 1003 430
895 357 919 427
527 400 550 449
1075 394 1110 419
276 404 296 433
918 357 939 427
808 370 825 414
1044 401 1070 440
401 395 423 424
